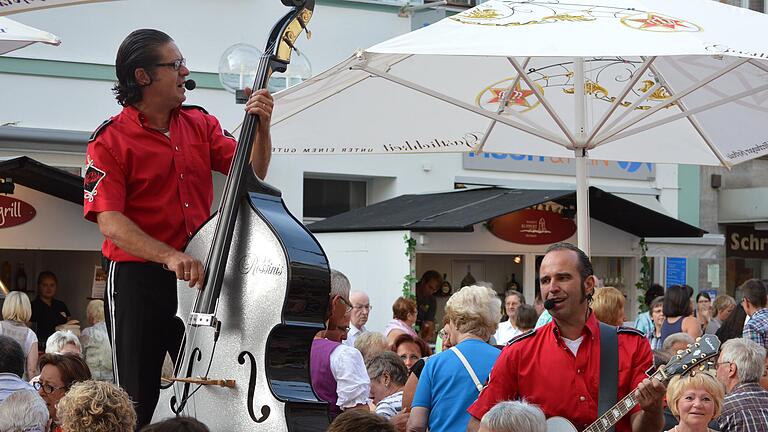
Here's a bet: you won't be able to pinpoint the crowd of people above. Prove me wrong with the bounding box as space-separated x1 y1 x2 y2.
3 242 768 431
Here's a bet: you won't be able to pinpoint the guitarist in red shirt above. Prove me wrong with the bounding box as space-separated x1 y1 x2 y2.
467 243 666 432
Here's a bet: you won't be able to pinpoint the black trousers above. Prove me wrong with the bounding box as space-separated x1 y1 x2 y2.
104 261 184 429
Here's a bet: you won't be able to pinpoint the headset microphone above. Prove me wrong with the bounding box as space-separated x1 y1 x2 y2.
183 80 196 91
544 299 556 310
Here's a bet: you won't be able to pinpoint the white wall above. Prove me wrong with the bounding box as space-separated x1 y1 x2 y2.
0 184 102 250
315 230 410 333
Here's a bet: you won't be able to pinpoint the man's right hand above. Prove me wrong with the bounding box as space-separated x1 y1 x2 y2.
164 251 204 288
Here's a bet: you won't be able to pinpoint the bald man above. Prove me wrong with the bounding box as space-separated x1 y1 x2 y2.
344 291 371 347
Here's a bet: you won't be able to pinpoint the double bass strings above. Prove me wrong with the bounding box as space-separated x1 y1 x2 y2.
172 45 276 415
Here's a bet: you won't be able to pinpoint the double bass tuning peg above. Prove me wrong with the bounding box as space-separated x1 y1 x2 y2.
297 14 312 39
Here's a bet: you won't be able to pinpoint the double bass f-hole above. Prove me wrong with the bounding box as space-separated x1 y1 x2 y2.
170 347 202 415
238 351 271 423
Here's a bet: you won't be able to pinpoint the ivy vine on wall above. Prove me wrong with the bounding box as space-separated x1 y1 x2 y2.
402 234 417 299
635 238 652 313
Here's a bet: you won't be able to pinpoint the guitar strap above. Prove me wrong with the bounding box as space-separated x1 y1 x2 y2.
598 322 618 432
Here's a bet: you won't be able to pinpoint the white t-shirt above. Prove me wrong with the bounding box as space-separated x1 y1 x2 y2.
493 320 522 345
563 335 584 356
329 342 371 409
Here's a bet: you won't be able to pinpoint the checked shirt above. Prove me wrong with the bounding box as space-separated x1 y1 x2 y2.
718 382 768 432
743 308 768 350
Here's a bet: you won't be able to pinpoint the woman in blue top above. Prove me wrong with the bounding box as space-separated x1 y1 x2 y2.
408 285 502 432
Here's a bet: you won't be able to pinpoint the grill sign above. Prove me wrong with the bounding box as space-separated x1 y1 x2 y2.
0 196 36 228
488 209 576 245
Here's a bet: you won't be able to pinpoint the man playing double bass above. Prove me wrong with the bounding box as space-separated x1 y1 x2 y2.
466 243 667 432
83 29 274 428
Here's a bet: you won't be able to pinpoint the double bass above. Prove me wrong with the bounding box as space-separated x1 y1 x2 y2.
153 1 330 430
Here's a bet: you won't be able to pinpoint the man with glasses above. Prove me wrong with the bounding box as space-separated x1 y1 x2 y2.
83 29 274 428
741 279 768 350
715 338 768 432
311 270 370 421
344 290 372 347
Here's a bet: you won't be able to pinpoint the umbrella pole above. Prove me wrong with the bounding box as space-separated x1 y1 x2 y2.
574 57 591 257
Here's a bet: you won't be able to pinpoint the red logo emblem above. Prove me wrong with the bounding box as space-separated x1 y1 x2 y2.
0 196 36 229
83 155 106 203
488 209 576 245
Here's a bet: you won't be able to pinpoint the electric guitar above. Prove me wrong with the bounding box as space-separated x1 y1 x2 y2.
546 334 721 432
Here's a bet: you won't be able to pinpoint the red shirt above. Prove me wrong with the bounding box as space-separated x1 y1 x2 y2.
467 313 652 432
83 105 235 262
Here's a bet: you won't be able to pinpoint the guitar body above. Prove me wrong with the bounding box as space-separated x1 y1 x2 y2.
546 417 579 432
153 180 330 431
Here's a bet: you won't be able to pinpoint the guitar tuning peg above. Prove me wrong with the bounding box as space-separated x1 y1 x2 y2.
696 337 701 342
677 349 685 355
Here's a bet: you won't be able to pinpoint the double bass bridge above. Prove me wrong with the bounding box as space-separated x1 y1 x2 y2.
189 312 218 327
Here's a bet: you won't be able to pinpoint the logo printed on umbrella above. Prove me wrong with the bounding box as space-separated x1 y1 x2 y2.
477 79 542 113
451 1 701 33
621 12 701 32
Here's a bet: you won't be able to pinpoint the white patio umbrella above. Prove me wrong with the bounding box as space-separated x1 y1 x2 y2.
0 17 60 55
271 0 768 255
0 0 118 16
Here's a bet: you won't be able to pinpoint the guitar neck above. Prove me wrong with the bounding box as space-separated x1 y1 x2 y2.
583 368 669 432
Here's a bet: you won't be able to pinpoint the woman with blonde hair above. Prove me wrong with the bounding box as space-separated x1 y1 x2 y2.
354 331 387 363
56 380 136 432
407 285 502 432
80 299 114 382
665 372 724 432
0 291 38 379
591 287 626 326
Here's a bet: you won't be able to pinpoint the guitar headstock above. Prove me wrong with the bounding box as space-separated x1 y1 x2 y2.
661 334 721 379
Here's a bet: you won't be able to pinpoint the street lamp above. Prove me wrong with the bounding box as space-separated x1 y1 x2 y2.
218 43 311 103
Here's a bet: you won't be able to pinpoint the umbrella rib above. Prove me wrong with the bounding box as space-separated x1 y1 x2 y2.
747 58 768 75
594 81 660 144
354 64 569 147
643 62 730 167
509 57 577 147
596 58 750 144
473 57 533 154
584 56 656 148
601 80 768 163
272 54 415 127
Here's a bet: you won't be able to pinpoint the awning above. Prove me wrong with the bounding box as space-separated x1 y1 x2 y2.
308 186 706 238
0 156 82 205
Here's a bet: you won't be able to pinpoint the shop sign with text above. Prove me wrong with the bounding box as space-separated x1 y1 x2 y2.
0 196 36 228
488 209 576 245
726 225 768 259
463 152 655 180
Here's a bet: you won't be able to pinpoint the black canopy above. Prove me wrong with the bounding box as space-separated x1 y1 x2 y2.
308 186 705 238
0 156 82 205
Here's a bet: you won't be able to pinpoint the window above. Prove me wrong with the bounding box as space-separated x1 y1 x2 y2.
303 178 367 220
719 0 766 12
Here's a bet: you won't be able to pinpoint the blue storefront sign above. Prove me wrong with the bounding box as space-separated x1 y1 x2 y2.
462 152 655 181
665 257 687 288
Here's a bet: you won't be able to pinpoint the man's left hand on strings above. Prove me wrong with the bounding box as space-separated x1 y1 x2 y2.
243 87 274 130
